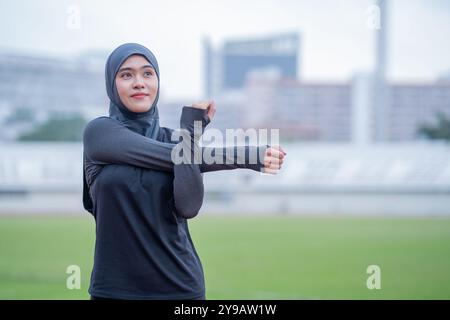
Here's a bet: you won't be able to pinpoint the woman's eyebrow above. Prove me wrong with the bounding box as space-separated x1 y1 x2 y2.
118 65 154 73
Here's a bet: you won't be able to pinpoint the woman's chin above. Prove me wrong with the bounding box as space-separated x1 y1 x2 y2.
127 104 152 113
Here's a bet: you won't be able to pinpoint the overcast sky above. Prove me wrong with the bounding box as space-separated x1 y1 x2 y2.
1 0 450 99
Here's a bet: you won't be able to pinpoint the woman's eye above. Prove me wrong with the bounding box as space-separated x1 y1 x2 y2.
121 73 132 79
144 71 153 77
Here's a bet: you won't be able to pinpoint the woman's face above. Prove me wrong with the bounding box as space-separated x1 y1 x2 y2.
115 54 158 113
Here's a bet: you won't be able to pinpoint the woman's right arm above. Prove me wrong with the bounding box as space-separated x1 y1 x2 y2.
83 117 175 172
84 113 283 217
84 113 268 173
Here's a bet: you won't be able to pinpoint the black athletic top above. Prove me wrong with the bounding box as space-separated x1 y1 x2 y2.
82 43 266 299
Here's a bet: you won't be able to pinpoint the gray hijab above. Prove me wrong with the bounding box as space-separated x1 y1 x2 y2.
105 42 161 138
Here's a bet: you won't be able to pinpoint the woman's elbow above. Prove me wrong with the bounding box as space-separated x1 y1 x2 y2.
177 208 200 219
174 195 203 219
173 166 204 219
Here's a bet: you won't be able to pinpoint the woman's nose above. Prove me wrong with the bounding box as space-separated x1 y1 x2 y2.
132 75 145 89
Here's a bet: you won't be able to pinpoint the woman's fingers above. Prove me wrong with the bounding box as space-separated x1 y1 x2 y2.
207 100 216 121
191 100 216 121
191 101 209 110
264 156 283 173
264 156 282 167
263 145 287 173
265 147 285 161
269 145 287 156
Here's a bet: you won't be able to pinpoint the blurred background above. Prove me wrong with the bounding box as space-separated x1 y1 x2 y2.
0 0 449 299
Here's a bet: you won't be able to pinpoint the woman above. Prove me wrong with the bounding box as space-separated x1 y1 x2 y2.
83 43 286 300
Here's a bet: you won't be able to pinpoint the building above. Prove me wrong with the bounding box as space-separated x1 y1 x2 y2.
219 74 450 143
0 51 107 140
204 32 300 97
389 81 450 141
243 76 352 142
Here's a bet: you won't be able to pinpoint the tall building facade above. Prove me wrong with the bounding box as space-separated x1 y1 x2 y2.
204 32 300 97
0 52 106 113
218 74 450 142
0 51 107 140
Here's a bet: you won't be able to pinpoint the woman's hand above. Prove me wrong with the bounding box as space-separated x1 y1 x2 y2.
263 145 286 174
191 100 216 121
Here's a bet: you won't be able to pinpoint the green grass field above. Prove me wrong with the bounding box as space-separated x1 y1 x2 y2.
1 214 449 299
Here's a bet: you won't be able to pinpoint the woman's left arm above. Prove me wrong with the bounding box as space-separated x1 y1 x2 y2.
171 106 209 219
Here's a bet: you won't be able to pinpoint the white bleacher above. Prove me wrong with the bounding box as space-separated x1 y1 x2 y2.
0 141 449 215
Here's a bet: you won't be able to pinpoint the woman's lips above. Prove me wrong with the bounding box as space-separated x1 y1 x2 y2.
131 93 149 99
